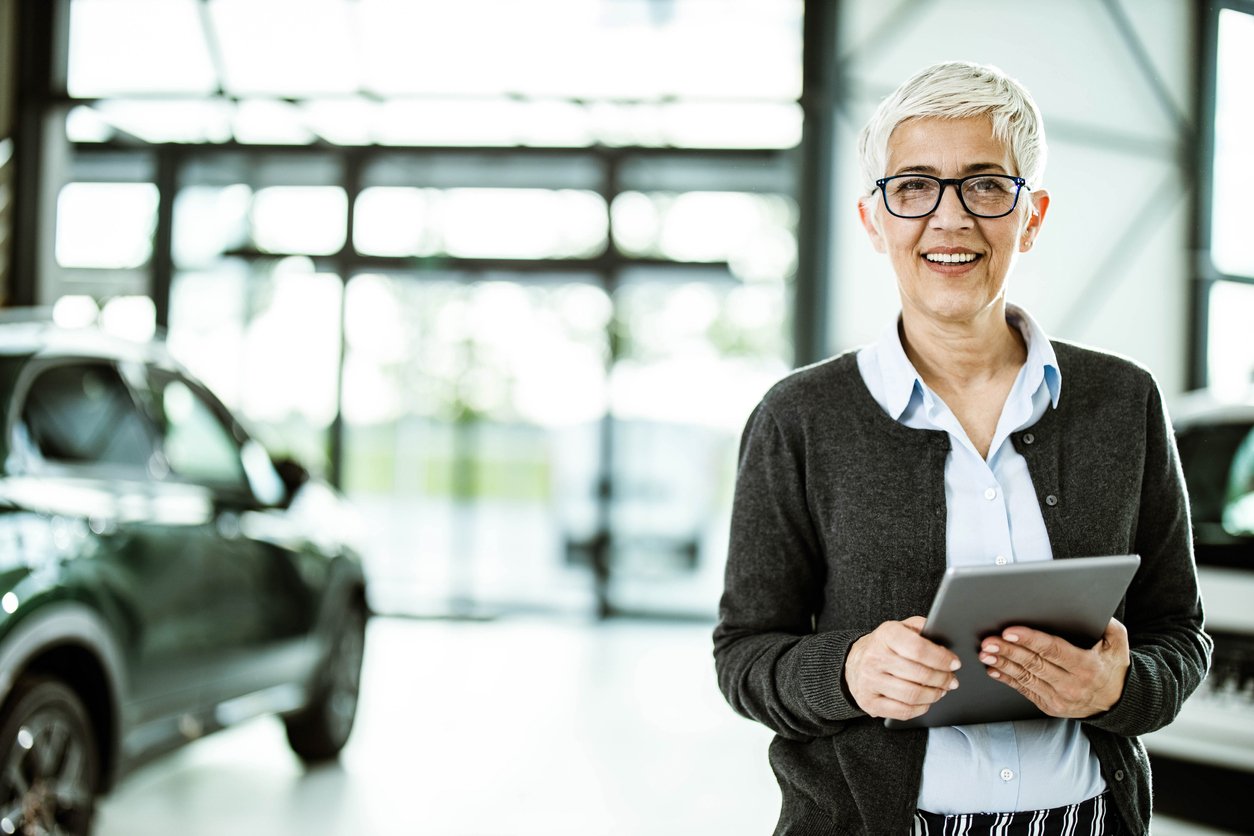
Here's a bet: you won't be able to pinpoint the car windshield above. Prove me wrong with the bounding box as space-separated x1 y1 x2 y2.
1176 420 1254 544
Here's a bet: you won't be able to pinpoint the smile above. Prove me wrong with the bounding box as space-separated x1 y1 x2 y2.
923 252 980 264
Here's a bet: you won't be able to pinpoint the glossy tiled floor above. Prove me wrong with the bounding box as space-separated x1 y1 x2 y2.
95 617 1237 836
96 616 778 836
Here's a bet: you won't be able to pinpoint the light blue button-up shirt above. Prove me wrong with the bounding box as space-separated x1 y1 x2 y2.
856 305 1107 814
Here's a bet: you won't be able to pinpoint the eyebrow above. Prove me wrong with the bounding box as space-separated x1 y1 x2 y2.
891 162 1009 176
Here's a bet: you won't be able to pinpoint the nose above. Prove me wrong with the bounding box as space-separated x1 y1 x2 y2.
929 183 974 229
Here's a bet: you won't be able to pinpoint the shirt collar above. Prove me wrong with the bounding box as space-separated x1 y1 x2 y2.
871 303 1062 420
873 318 923 421
1008 303 1062 408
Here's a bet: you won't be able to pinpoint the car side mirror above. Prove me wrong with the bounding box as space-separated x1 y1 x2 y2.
271 456 312 506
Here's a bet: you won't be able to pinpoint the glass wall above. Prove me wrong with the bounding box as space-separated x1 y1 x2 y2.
57 0 802 618
1207 6 1254 398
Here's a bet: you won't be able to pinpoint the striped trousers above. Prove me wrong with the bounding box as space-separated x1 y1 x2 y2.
912 792 1127 836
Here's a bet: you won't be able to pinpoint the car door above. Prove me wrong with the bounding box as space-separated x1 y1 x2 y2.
142 366 322 712
12 358 215 729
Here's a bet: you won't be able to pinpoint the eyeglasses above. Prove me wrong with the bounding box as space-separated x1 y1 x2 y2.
874 174 1028 219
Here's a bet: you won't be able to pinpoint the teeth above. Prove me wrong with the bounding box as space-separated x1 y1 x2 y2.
925 252 978 263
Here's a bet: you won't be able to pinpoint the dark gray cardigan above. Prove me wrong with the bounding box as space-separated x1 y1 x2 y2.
713 341 1212 836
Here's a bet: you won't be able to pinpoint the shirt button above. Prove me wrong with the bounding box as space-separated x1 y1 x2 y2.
995 555 1008 566
1000 768 1015 782
984 488 997 501
1023 433 1035 445
1045 494 1058 506
1114 770 1124 782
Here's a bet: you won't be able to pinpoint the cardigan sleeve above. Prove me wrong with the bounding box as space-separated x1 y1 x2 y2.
712 401 867 741
1084 378 1213 737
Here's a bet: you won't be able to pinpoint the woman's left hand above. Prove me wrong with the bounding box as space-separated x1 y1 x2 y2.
979 618 1130 718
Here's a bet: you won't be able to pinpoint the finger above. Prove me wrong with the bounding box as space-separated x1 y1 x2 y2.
862 693 937 722
867 661 958 705
888 625 961 673
983 649 1066 713
1000 625 1070 661
882 654 960 692
980 639 1067 677
875 676 954 708
901 615 927 633
861 661 957 711
852 641 957 695
983 627 1082 675
1101 618 1129 650
985 648 1057 692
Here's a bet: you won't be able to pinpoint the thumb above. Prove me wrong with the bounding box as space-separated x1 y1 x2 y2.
901 615 927 633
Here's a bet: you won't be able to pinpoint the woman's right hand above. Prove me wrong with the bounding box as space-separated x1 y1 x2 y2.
843 616 962 720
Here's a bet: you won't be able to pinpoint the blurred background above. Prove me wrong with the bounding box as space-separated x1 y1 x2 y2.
0 0 1250 834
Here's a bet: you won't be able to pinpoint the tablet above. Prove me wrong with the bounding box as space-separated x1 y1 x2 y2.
884 554 1140 730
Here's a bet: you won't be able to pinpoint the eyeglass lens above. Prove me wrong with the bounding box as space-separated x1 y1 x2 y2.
882 175 1021 218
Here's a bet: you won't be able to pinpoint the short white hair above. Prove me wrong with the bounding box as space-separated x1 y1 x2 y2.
857 61 1048 195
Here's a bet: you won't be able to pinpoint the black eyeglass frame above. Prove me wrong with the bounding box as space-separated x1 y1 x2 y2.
874 174 1029 219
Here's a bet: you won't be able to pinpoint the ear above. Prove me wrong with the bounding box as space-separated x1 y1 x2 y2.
858 196 887 253
1019 189 1049 252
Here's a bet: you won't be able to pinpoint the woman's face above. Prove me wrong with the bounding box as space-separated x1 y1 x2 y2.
858 115 1049 329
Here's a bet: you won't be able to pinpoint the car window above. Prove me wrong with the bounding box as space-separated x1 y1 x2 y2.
1224 426 1254 536
20 361 155 470
149 371 248 492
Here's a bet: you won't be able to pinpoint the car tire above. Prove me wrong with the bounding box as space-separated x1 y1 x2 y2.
0 676 100 836
284 603 366 763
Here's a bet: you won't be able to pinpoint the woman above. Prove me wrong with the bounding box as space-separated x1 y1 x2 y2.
713 61 1210 836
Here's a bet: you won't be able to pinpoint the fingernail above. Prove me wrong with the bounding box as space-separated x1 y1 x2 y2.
948 679 959 690
1005 633 1019 642
949 659 961 671
984 643 1000 653
980 654 996 666
988 670 1001 679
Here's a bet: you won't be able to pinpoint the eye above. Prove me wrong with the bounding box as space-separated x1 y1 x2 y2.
968 176 1011 194
892 177 933 194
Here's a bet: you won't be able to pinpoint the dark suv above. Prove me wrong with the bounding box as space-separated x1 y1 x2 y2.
0 323 368 835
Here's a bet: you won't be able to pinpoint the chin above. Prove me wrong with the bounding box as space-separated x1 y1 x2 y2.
909 293 1003 325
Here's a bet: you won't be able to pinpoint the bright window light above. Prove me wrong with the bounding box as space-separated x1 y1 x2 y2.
610 280 789 429
68 0 216 96
612 191 796 280
94 99 234 144
173 185 253 267
442 189 607 260
233 100 315 145
302 99 377 146
353 188 437 257
661 102 803 150
65 106 114 143
1212 9 1254 279
355 0 801 101
376 100 523 147
209 0 358 96
356 187 608 260
240 268 343 428
56 183 159 269
251 187 348 255
101 296 157 342
1208 281 1254 400
52 295 100 329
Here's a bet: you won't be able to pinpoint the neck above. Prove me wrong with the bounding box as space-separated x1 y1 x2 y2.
900 304 1026 390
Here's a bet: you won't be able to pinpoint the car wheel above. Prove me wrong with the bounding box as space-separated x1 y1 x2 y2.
0 677 99 836
284 604 366 762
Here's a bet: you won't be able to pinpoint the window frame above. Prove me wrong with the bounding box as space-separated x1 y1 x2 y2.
1191 0 1254 390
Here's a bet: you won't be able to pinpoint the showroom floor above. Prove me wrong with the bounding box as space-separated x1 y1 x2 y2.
95 617 1235 836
